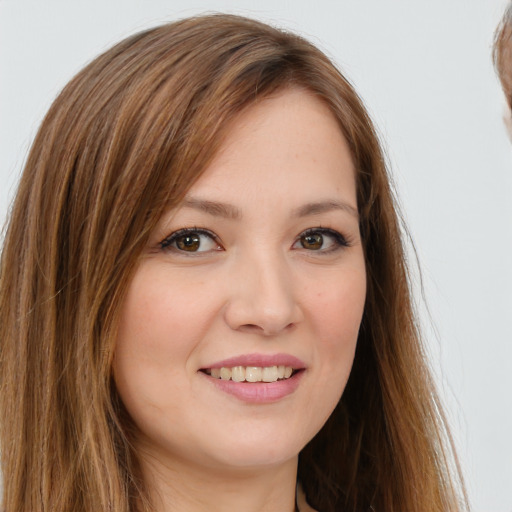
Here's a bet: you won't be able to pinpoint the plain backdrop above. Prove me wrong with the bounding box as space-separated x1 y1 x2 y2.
1 1 511 510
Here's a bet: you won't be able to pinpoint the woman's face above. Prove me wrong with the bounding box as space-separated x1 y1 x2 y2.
114 88 366 473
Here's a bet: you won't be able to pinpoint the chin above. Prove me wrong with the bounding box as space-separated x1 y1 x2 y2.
207 444 301 471
191 422 311 471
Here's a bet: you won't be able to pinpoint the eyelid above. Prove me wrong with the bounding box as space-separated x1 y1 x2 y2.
157 226 352 255
294 227 351 252
159 227 223 253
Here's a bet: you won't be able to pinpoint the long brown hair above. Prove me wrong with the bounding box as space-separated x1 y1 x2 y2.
0 14 467 512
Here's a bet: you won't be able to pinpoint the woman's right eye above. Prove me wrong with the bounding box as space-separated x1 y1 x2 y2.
160 228 222 254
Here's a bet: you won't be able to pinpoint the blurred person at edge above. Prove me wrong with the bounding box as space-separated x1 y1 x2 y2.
494 1 512 137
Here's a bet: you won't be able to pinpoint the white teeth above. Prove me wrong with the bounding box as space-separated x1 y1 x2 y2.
220 367 231 380
206 365 295 382
231 366 245 382
262 366 278 382
245 367 262 382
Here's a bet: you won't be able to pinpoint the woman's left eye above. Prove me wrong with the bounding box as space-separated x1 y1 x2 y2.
160 228 221 253
292 228 349 252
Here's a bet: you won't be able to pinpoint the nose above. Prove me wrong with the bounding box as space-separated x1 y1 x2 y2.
223 251 303 336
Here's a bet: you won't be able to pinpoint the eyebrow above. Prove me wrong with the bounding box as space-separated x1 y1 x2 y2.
181 198 242 220
180 197 358 220
292 200 359 219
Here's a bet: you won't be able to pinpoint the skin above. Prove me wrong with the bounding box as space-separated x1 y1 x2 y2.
504 109 512 141
113 88 367 512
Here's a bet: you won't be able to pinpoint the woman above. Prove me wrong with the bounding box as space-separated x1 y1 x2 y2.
0 14 467 512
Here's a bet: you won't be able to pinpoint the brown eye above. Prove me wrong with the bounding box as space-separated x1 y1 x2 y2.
160 229 221 253
292 228 349 253
300 232 324 250
176 234 201 252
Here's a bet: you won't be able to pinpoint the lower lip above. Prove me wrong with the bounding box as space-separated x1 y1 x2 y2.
201 371 304 403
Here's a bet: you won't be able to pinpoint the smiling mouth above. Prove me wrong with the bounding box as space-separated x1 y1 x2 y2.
202 366 299 383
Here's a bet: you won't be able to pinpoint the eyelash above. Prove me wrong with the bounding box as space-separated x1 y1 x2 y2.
295 228 351 253
160 227 221 253
159 227 351 254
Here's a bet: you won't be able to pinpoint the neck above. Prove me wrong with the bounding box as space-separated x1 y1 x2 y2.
138 449 299 512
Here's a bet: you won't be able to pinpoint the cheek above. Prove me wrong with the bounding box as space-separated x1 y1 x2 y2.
115 264 218 365
308 266 366 347
113 265 210 410
304 266 366 398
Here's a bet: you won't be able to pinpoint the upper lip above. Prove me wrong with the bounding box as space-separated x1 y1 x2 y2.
202 353 306 370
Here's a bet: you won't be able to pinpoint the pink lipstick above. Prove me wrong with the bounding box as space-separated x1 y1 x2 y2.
204 353 306 369
199 353 306 403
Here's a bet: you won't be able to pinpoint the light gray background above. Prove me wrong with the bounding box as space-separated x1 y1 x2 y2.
1 1 511 510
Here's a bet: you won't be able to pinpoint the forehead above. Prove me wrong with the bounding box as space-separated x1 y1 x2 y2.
186 88 356 207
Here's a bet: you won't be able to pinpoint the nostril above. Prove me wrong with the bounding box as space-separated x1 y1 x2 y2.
239 323 264 333
238 322 296 336
223 286 302 335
